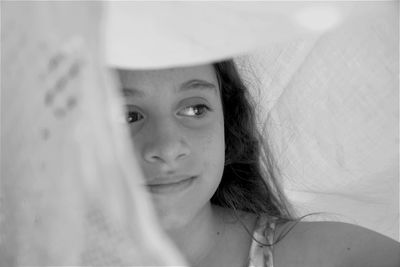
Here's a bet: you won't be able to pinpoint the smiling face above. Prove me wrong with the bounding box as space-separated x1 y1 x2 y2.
118 64 225 230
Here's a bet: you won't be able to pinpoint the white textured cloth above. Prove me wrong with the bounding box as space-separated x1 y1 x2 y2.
236 5 398 240
1 2 186 265
104 2 375 69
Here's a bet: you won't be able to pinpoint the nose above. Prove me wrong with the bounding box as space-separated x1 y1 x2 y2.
142 119 190 167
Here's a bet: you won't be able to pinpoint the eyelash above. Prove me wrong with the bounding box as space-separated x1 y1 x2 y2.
125 104 211 124
177 104 211 118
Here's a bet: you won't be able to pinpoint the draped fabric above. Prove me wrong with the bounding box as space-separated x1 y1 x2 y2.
235 5 398 240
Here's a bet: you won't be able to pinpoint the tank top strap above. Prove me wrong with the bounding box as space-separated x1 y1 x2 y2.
246 215 277 267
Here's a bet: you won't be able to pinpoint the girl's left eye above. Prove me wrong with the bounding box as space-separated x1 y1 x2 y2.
177 104 211 118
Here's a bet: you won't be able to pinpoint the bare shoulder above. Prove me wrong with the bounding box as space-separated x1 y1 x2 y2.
273 220 400 267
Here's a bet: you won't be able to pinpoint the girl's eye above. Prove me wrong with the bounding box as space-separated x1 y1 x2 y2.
178 104 210 118
126 110 144 124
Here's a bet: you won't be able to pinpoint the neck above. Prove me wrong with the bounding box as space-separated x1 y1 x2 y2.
165 203 225 266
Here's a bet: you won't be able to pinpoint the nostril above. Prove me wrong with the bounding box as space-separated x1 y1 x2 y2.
152 155 164 162
177 152 188 160
145 153 163 163
144 147 190 164
142 135 191 164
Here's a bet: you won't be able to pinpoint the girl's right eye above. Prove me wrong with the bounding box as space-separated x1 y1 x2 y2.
126 108 144 124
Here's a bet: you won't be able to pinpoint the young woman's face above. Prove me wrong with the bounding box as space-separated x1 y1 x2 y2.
118 64 225 229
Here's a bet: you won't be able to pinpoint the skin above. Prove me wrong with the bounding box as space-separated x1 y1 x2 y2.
274 221 400 267
117 64 400 267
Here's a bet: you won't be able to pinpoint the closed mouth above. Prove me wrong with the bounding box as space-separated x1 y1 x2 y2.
147 175 195 186
146 176 196 194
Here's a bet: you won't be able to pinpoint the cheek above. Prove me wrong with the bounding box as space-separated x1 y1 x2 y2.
129 134 142 158
195 120 225 174
128 133 147 173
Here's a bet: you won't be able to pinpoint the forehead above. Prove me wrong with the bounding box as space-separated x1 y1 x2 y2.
117 64 218 90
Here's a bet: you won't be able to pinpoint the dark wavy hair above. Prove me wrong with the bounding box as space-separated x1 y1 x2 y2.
210 59 294 223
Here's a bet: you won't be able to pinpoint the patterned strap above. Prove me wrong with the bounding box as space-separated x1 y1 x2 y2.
247 216 276 267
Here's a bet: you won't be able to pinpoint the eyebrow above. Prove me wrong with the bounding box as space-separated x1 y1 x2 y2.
122 87 145 98
179 79 217 94
122 79 217 98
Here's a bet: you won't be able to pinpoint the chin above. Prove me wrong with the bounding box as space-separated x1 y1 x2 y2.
157 209 192 231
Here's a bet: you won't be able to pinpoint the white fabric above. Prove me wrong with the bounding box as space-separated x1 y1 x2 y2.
1 2 187 265
236 6 399 240
104 1 378 69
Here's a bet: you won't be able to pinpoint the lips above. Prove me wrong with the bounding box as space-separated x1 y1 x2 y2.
146 175 196 194
147 175 194 185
